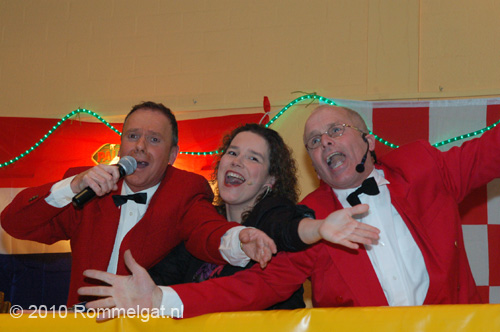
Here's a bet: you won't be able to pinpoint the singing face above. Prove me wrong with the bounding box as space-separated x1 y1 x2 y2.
217 131 275 212
120 108 178 192
303 106 375 189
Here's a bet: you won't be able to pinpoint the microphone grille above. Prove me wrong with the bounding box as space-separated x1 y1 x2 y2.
118 156 137 175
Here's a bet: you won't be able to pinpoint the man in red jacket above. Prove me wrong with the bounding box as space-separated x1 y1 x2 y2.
78 104 492 318
1 101 275 306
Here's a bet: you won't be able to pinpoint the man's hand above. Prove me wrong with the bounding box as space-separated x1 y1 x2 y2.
77 250 162 321
239 228 277 269
318 204 380 249
71 164 121 196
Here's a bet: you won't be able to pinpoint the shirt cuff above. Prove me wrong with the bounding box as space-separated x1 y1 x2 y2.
219 226 251 267
44 176 76 208
159 286 184 318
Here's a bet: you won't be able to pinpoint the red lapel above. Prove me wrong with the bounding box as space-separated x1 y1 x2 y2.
76 181 123 272
303 181 388 306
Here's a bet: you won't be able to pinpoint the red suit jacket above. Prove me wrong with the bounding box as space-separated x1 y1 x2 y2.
1 166 238 306
172 124 499 318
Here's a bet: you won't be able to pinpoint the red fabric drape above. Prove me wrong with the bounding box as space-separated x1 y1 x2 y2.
0 113 268 187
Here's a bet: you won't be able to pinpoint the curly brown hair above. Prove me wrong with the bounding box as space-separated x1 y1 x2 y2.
212 123 299 216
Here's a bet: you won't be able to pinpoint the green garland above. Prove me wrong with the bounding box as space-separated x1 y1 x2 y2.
1 95 498 168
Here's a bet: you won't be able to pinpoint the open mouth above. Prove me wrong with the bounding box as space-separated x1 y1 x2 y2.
326 152 346 169
225 171 246 185
136 160 149 169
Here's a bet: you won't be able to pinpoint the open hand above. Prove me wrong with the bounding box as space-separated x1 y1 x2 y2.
77 250 162 320
239 228 277 269
319 204 380 249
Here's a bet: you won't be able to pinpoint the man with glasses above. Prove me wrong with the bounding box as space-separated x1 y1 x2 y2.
78 104 496 317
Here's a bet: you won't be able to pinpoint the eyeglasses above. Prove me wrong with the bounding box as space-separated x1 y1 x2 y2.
305 123 366 150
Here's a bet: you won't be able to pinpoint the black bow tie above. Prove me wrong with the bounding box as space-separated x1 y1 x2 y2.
112 193 147 207
346 177 380 207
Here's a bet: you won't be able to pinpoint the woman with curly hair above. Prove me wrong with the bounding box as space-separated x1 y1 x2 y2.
147 123 379 309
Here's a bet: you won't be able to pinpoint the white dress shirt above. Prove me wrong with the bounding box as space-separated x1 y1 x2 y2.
107 182 159 273
334 169 429 306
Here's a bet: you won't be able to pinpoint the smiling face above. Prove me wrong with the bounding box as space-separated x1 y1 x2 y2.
120 108 179 192
217 131 275 217
303 106 375 189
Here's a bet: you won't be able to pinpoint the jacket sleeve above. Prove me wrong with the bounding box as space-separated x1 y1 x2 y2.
440 123 500 202
382 124 500 204
0 182 79 244
172 244 318 318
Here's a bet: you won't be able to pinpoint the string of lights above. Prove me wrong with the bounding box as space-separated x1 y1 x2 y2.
0 109 121 168
1 95 498 168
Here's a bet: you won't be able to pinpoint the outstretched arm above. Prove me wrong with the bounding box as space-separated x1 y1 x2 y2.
297 204 380 249
81 248 316 319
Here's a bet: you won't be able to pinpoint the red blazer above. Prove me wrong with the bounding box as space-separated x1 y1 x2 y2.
173 125 500 317
1 166 238 306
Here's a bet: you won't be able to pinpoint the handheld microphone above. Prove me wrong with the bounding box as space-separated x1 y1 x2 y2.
72 156 137 209
355 135 370 173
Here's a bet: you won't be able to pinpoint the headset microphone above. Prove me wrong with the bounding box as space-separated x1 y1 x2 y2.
355 134 370 173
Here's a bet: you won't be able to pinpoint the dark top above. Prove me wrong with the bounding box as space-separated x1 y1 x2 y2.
148 196 315 310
